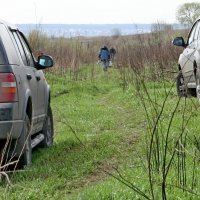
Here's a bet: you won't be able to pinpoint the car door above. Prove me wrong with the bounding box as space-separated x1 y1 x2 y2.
35 69 46 129
18 33 46 131
181 21 199 85
194 21 200 70
12 31 40 133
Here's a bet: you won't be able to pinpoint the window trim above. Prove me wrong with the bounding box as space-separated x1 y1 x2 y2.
11 30 35 67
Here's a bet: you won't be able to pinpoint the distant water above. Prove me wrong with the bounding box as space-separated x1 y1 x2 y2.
17 24 184 38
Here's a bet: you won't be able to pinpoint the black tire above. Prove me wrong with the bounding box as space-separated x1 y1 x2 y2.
176 71 187 97
40 105 54 147
18 114 32 167
196 69 200 101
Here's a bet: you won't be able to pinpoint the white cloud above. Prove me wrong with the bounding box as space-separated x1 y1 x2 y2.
0 0 197 24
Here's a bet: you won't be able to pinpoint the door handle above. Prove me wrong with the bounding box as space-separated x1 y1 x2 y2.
36 76 41 81
27 74 32 80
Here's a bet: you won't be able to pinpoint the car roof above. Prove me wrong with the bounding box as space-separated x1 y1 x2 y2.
0 19 18 31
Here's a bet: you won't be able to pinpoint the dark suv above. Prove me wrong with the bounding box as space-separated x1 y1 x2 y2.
0 20 54 167
173 17 200 100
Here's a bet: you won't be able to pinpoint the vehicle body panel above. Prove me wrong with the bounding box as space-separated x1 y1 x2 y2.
0 19 54 158
174 17 200 91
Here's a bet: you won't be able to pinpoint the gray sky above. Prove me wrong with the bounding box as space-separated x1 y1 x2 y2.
1 0 198 24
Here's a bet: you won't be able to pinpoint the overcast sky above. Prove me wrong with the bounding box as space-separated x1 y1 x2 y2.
1 0 198 24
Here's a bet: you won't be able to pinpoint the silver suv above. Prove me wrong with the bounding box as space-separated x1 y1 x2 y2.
173 17 200 99
0 20 54 167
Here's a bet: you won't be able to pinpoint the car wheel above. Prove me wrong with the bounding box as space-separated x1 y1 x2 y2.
18 114 32 167
176 71 187 97
196 71 200 101
40 105 54 147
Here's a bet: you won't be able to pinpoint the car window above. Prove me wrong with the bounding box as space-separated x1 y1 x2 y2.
12 31 28 66
17 32 34 67
12 31 34 67
0 39 7 65
188 22 198 45
194 20 200 41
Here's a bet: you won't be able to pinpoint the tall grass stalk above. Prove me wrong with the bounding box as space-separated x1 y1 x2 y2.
110 24 200 199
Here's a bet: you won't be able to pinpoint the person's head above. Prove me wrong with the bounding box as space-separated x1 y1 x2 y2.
103 45 108 50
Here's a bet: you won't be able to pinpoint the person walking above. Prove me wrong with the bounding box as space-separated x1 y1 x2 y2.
98 46 110 71
109 47 116 60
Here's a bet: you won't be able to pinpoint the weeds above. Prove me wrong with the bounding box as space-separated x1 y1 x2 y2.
1 23 198 199
105 24 200 199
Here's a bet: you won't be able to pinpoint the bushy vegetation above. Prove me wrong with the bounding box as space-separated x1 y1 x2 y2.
28 24 186 75
2 24 200 199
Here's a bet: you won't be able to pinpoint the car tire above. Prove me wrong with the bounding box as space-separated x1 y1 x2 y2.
18 114 32 167
176 71 187 97
40 105 54 147
196 70 200 101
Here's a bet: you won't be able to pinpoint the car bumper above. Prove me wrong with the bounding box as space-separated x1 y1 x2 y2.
0 103 23 139
0 120 23 139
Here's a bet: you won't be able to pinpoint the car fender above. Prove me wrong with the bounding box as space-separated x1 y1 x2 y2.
21 89 32 121
194 50 200 69
44 84 51 115
178 53 187 69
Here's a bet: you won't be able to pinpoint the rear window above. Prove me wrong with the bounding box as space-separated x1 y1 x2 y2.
0 39 7 64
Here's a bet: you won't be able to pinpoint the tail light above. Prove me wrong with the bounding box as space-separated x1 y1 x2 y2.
0 73 18 102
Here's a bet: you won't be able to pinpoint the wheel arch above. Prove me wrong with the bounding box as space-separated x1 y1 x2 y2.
178 64 181 71
194 60 198 78
45 84 51 114
26 97 32 122
22 89 33 122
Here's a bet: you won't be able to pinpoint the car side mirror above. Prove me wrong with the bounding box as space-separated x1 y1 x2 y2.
37 55 54 69
172 37 186 47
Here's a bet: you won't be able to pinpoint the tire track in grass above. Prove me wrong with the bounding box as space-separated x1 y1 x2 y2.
66 89 142 195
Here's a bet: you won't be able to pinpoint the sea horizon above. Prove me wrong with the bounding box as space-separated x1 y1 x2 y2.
17 23 184 37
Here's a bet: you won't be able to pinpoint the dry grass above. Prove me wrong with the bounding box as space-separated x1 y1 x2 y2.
28 24 187 80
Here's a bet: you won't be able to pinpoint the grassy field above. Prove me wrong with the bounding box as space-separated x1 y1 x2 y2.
1 64 200 199
0 66 145 199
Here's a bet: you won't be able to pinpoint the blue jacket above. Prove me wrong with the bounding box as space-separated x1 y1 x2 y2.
98 47 110 60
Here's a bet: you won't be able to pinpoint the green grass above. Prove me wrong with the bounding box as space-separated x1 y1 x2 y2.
1 66 200 199
0 66 143 199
